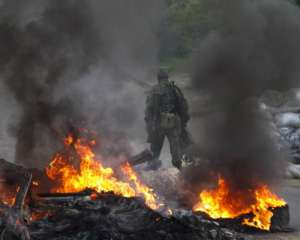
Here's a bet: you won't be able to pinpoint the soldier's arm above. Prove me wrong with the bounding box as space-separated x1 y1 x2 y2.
145 91 156 130
145 94 153 122
174 85 190 126
145 91 158 143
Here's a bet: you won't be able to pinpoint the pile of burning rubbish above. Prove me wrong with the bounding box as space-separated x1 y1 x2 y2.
0 129 290 240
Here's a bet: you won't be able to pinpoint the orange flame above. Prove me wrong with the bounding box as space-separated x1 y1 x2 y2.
32 181 39 187
0 184 19 206
46 133 160 209
121 162 161 210
193 176 286 231
30 211 51 222
0 194 16 206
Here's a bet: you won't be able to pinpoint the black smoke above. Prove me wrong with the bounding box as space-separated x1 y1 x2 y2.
188 0 300 191
0 0 163 168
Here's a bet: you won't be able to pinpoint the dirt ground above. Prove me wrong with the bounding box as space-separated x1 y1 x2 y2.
241 179 300 240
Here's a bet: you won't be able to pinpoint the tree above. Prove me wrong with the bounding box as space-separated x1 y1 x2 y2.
160 0 207 60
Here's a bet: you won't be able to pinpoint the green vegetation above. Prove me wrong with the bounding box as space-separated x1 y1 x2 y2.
161 0 223 69
167 0 206 54
160 0 209 69
161 0 300 68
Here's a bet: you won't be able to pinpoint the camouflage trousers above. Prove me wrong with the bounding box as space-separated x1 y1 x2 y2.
149 115 183 169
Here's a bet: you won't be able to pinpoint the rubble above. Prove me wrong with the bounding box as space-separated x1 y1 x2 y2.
0 159 244 240
0 192 244 240
0 160 291 240
0 159 32 240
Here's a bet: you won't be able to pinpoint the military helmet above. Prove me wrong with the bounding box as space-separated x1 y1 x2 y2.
157 69 169 81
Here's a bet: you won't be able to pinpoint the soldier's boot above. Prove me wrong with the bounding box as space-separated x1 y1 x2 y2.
181 153 194 168
145 136 164 171
168 130 182 170
171 157 182 170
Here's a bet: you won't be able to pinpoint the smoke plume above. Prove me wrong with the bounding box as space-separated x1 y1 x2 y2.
0 0 163 168
188 0 300 190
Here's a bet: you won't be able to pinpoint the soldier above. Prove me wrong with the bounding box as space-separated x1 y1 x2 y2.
145 69 191 170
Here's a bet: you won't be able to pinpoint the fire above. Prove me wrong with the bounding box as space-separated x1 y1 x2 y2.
0 193 16 206
32 181 39 187
30 211 51 222
121 162 160 210
46 133 160 209
0 184 19 206
193 176 286 231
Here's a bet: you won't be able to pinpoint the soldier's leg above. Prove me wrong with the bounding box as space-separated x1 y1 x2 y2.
167 126 182 169
147 133 165 170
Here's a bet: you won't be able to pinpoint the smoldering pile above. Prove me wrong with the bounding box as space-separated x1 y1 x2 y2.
0 159 244 240
26 194 243 240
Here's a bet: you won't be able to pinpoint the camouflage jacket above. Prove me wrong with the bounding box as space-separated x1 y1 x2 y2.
145 81 190 131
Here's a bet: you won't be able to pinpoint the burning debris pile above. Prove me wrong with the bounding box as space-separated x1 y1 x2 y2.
0 132 245 240
192 176 289 231
0 129 290 239
29 192 246 240
1 189 244 240
45 132 160 210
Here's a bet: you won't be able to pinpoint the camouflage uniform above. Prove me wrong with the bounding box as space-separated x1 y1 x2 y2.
145 70 190 169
